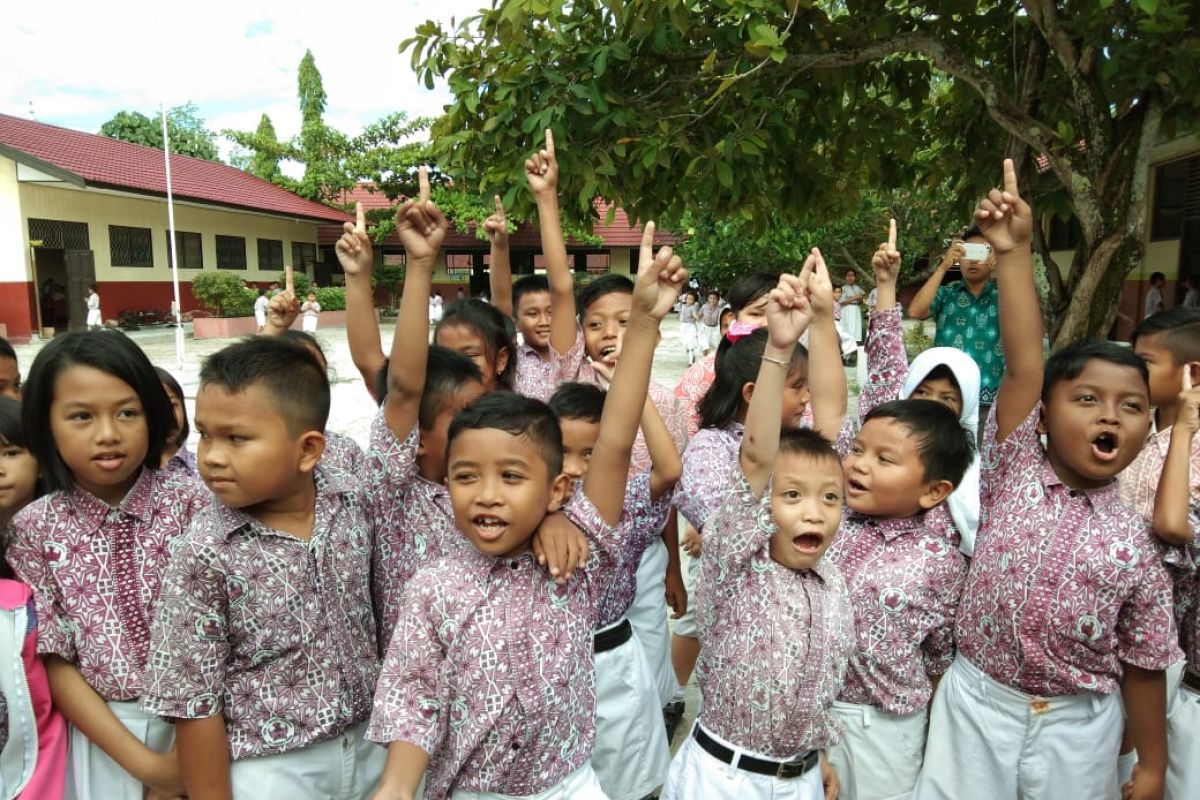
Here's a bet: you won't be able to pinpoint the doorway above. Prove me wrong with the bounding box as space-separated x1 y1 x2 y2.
32 247 96 334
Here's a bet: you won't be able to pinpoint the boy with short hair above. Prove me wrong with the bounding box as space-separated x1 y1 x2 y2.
912 161 1180 800
663 264 852 800
549 380 680 799
142 335 385 798
368 225 687 800
0 337 20 400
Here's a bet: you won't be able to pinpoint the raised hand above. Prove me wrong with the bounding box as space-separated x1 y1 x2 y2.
631 222 687 320
482 194 509 246
766 262 814 348
975 158 1033 254
1177 367 1200 437
804 247 835 321
336 202 374 278
395 166 447 264
941 240 966 269
266 264 299 330
524 129 559 196
872 218 901 286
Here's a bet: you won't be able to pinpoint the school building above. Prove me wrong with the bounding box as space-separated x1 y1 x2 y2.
0 112 351 342
1046 131 1200 339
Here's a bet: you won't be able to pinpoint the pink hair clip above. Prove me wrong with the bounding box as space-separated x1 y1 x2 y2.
725 320 761 343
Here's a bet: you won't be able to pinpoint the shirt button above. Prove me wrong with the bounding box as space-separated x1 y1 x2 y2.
509 560 519 570
511 741 520 751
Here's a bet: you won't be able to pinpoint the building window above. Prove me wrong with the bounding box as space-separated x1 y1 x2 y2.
109 225 153 267
586 253 611 275
28 218 90 250
216 235 247 270
257 238 284 270
291 242 316 271
165 231 203 269
1047 216 1081 250
1152 157 1199 241
533 253 577 271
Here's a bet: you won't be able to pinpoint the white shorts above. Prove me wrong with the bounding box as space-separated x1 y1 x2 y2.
661 722 823 800
302 315 318 333
65 700 174 800
827 701 927 800
625 538 679 705
1167 666 1200 800
229 721 384 800
592 620 671 799
672 547 701 639
452 763 608 799
913 656 1122 800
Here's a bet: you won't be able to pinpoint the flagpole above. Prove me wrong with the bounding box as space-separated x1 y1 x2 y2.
161 103 185 370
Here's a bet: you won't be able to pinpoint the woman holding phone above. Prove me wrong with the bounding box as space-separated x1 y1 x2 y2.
907 225 1005 432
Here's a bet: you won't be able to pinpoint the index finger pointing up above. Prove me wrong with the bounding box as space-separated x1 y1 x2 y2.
494 194 504 218
355 201 365 233
1003 158 1019 197
640 221 656 268
888 218 897 250
418 165 431 203
284 264 295 296
544 128 555 157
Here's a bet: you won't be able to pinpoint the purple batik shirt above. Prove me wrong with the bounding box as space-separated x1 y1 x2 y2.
323 429 367 481
513 343 557 403
694 468 855 758
141 467 378 759
7 468 209 701
956 407 1180 696
368 413 464 653
594 471 673 628
677 424 742 532
367 491 622 799
826 506 966 714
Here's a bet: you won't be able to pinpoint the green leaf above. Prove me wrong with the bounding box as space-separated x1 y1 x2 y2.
594 47 609 77
716 161 734 189
1135 0 1158 13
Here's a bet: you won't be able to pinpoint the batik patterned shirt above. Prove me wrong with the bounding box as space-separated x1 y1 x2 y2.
513 343 556 403
368 414 464 653
7 469 209 700
694 469 855 758
858 305 907 420
675 353 716 440
929 280 1004 404
367 492 621 799
677 424 742 532
324 429 367 481
141 467 378 759
826 507 966 714
164 445 198 479
593 472 673 628
956 407 1180 696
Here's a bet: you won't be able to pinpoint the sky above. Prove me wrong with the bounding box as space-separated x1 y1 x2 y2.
0 0 488 168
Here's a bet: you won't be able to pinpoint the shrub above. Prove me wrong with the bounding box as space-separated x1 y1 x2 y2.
315 286 346 312
192 272 256 317
279 270 312 297
903 320 934 360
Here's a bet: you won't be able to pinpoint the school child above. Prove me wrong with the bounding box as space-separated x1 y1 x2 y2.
1147 375 1200 800
527 132 688 709
141 336 383 799
549 381 678 799
368 224 687 800
6 330 209 800
912 161 1180 800
857 220 983 555
678 291 702 365
301 291 321 333
1120 307 1200 798
0 338 20 400
85 286 102 331
0 396 67 800
254 289 269 334
671 253 846 722
155 366 197 478
662 263 852 800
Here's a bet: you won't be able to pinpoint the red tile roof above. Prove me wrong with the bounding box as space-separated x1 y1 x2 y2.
318 190 679 249
0 113 350 224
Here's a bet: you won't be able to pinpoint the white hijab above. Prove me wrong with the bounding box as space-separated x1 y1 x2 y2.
901 347 981 556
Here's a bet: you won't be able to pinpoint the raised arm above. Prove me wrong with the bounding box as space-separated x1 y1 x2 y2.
338 202 388 397
803 248 847 442
585 223 686 524
859 221 910 419
484 195 513 317
1153 374 1200 547
526 129 577 354
383 167 447 438
641 396 683 500
261 265 299 336
907 240 962 320
981 159 1040 442
742 268 813 497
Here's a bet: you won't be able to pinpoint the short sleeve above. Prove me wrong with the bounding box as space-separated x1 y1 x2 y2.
625 471 672 549
1116 541 1183 671
7 515 75 662
703 466 773 570
562 490 623 591
979 403 1041 512
141 536 230 719
367 574 448 754
929 285 949 319
677 429 737 530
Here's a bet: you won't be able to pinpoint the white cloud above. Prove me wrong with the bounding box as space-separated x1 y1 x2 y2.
0 0 486 141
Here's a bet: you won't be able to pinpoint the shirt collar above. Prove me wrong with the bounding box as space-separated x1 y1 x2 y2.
952 279 997 300
1039 457 1120 508
67 467 156 528
847 510 930 542
214 466 353 540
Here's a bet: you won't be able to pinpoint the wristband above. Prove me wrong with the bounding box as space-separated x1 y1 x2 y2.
762 354 789 367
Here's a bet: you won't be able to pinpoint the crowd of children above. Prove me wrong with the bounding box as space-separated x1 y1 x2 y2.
0 148 1197 800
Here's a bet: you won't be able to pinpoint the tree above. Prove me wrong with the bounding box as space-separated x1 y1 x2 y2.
99 102 221 162
403 0 1200 345
248 114 282 181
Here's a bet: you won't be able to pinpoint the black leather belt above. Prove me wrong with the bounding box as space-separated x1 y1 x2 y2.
693 724 819 779
1183 669 1200 694
593 618 632 653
